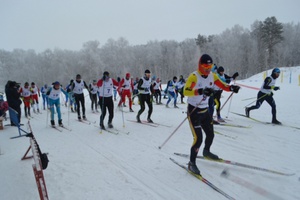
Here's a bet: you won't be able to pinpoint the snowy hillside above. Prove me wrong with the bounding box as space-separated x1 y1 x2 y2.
1 67 300 200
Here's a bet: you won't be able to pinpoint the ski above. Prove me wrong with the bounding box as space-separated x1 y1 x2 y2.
170 158 236 200
174 153 295 176
214 130 237 139
141 120 172 128
60 125 72 131
221 169 284 200
95 125 122 135
127 119 159 127
231 112 268 123
77 119 91 125
216 123 251 128
231 112 300 130
50 125 63 132
100 128 119 135
112 128 130 135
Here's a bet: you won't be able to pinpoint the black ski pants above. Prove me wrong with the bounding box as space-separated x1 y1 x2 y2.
99 96 114 125
74 93 85 117
137 93 153 119
187 104 214 163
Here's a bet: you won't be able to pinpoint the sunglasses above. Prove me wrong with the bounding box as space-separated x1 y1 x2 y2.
201 63 213 69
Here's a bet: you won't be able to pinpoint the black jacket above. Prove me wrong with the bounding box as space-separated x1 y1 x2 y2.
5 81 22 108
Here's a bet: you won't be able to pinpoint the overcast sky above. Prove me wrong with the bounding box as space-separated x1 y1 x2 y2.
1 0 299 52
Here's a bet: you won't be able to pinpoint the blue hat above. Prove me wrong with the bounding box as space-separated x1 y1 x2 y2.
54 81 60 85
272 68 280 74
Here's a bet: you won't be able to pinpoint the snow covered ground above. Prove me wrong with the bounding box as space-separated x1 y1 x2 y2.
1 67 300 200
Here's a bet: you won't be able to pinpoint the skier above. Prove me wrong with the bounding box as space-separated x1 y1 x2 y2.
212 66 239 122
70 74 89 120
176 75 186 104
165 76 178 108
136 69 154 123
97 71 119 130
5 81 22 125
19 82 32 118
245 68 281 124
152 77 162 104
30 82 41 113
89 80 99 112
183 54 240 175
40 84 49 110
46 81 68 127
118 73 134 112
66 79 76 112
132 77 139 105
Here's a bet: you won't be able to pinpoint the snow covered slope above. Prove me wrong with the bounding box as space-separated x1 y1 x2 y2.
1 67 300 200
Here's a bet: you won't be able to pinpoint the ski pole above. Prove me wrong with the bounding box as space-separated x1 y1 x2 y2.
225 79 237 118
46 105 49 127
158 98 204 150
244 93 269 108
241 96 257 101
121 105 125 128
100 84 105 134
225 94 234 118
220 92 234 111
67 98 70 127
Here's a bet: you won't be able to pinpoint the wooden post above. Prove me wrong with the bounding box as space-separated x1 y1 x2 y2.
21 146 32 160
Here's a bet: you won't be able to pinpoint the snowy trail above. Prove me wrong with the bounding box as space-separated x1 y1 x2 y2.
1 68 300 200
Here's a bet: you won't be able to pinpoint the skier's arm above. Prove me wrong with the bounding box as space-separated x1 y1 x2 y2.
183 74 198 96
97 79 103 87
213 73 231 92
70 82 75 91
83 81 89 90
112 79 119 87
137 79 144 90
262 77 273 89
118 79 124 93
46 88 52 96
214 73 240 93
60 88 68 96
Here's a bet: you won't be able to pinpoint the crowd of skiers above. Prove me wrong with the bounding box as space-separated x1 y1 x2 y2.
2 53 282 176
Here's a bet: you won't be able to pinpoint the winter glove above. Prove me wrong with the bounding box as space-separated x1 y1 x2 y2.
198 87 213 96
144 87 149 92
271 86 280 91
232 72 239 80
230 85 240 93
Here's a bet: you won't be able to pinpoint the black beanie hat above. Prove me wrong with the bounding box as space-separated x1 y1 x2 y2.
199 54 213 65
217 66 224 73
145 69 151 74
103 71 109 76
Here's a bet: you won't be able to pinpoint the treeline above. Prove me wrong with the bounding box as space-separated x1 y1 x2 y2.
0 16 299 88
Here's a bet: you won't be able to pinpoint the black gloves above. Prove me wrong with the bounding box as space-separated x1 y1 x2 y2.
232 72 239 80
273 86 280 91
230 85 240 93
198 87 214 96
